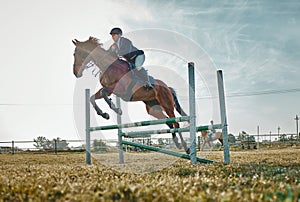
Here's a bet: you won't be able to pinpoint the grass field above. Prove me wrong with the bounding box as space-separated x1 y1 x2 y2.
0 148 299 201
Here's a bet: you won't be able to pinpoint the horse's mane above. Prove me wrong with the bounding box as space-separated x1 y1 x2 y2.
75 36 104 51
86 36 103 47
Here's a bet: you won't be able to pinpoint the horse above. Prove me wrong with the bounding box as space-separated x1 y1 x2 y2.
72 37 190 154
200 130 223 151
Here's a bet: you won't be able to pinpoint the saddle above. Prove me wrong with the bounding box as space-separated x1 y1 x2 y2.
132 68 155 86
121 59 154 87
117 61 155 102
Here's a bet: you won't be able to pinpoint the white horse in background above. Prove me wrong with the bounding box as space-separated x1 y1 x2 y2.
200 130 223 151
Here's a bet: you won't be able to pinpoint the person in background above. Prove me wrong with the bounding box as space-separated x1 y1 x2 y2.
209 120 216 141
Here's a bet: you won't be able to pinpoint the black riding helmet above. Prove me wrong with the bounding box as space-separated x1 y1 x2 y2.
110 27 122 35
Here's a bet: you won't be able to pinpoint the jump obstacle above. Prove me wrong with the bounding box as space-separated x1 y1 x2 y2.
85 62 230 164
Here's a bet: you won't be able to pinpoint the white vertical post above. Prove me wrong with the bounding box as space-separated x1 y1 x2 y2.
188 62 197 164
257 125 260 149
217 70 230 164
85 89 91 165
116 96 124 164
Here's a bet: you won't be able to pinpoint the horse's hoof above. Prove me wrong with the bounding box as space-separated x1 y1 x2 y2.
102 113 110 120
185 148 190 154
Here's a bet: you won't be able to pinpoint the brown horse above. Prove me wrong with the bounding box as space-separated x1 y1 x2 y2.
72 37 189 153
200 130 223 151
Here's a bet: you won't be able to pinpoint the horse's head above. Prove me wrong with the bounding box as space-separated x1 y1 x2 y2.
72 37 102 78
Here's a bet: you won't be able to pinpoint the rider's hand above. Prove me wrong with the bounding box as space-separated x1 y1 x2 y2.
111 44 117 51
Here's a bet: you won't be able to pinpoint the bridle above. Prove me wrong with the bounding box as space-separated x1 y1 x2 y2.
74 47 101 77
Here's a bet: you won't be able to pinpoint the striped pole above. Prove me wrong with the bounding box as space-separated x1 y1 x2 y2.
90 116 190 131
122 124 222 137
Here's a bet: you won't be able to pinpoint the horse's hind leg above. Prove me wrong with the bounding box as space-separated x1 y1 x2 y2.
156 87 190 154
144 103 182 149
160 103 190 154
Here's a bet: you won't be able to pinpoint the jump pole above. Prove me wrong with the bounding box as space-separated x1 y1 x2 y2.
217 70 230 164
85 89 91 165
116 96 124 164
188 62 197 164
122 124 222 137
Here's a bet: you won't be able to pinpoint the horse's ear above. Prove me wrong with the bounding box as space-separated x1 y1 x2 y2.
72 39 77 45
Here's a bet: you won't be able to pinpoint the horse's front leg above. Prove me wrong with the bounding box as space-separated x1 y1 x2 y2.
90 88 110 119
101 88 122 115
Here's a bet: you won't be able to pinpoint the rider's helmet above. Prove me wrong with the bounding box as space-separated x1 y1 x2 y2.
110 27 122 35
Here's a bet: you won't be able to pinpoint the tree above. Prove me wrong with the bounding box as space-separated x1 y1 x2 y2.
279 134 287 142
33 136 48 149
288 134 295 141
34 136 69 150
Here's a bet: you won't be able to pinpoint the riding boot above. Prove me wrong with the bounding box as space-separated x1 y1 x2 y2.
137 67 153 89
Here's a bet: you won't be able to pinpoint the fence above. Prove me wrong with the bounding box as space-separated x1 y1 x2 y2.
0 140 84 154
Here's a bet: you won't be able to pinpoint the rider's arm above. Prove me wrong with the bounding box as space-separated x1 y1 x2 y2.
118 38 134 56
107 44 118 57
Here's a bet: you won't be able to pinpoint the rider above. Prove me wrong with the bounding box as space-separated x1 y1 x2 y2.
108 27 153 89
208 120 216 141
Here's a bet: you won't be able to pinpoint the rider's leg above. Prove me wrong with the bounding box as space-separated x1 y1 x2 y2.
136 67 153 89
134 54 153 89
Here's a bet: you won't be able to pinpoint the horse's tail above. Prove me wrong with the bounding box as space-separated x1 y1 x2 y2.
169 87 188 117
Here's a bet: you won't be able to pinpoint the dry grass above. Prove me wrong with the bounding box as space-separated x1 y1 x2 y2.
0 148 300 201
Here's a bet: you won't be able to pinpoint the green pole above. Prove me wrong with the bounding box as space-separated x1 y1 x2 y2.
122 140 213 163
122 124 222 137
90 116 190 131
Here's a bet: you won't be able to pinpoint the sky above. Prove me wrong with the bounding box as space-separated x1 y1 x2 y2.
0 0 300 148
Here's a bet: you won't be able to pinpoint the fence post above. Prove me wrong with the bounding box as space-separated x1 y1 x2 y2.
85 89 91 165
54 139 57 154
188 62 197 164
12 141 15 155
116 96 124 164
217 70 230 164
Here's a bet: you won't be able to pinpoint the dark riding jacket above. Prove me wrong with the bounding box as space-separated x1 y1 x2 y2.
108 37 144 64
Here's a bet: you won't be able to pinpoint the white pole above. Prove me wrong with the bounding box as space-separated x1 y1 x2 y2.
188 62 197 164
116 96 124 164
217 70 230 164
